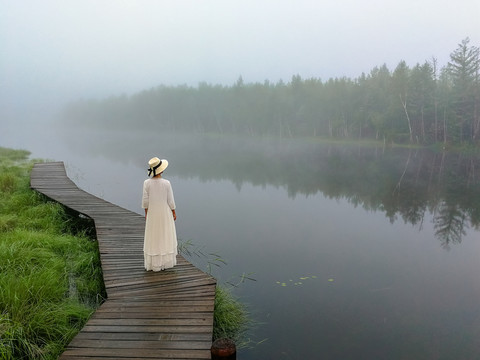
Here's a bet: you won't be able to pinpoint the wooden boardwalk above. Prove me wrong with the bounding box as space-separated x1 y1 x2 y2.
30 162 217 360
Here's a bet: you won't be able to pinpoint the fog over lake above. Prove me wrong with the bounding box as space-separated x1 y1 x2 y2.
3 120 480 359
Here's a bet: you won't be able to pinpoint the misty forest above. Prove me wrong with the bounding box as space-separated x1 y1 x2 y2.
61 38 480 145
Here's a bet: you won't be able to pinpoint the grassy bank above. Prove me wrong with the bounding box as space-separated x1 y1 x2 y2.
0 147 105 360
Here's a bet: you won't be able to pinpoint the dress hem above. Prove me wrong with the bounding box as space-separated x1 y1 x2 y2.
144 253 177 272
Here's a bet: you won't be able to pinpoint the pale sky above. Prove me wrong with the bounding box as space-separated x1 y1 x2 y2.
1 0 479 118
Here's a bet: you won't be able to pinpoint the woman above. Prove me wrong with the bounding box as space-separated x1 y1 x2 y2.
142 157 177 271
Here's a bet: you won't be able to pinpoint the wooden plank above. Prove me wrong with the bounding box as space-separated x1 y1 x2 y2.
67 339 212 350
30 162 217 360
61 348 211 359
72 332 213 341
81 325 213 334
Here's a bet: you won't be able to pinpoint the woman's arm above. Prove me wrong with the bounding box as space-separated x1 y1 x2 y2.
172 209 176 221
144 208 148 219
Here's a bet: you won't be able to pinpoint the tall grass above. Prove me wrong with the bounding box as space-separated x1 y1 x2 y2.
0 147 105 359
213 286 250 345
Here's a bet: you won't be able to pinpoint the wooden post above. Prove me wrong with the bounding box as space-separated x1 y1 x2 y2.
211 338 236 359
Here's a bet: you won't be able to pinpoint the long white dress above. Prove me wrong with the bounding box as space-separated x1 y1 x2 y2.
142 177 178 271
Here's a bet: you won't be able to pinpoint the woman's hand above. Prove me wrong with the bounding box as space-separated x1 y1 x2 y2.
172 209 177 221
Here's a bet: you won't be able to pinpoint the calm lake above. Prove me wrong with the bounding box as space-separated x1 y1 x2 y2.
3 120 480 359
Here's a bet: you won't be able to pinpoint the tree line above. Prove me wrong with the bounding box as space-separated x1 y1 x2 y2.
61 38 480 145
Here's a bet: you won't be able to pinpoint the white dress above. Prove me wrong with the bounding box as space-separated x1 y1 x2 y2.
142 177 178 271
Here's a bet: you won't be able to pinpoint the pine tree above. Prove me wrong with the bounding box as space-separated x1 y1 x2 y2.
448 38 480 141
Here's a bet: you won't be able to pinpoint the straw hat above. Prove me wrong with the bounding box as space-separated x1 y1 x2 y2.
147 157 168 177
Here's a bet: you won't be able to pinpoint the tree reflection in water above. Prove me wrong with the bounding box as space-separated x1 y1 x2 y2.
434 201 467 249
67 131 480 248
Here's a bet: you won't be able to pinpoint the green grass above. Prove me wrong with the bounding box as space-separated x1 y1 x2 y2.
213 286 250 345
0 147 105 360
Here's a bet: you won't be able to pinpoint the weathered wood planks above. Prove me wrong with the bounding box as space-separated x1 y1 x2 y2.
31 162 217 360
